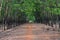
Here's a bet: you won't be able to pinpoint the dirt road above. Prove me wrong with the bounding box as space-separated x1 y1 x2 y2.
0 23 60 40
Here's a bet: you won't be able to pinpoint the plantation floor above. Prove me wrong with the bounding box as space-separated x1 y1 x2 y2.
0 23 60 40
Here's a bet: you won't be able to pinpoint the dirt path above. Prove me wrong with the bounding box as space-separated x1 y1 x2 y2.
0 23 60 40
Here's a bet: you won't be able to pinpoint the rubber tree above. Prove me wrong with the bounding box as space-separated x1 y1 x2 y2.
1 0 13 30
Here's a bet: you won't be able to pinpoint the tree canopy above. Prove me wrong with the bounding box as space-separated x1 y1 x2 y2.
0 0 60 23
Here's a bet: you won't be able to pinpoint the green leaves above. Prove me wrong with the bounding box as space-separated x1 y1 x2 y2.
1 0 60 23
12 0 60 22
